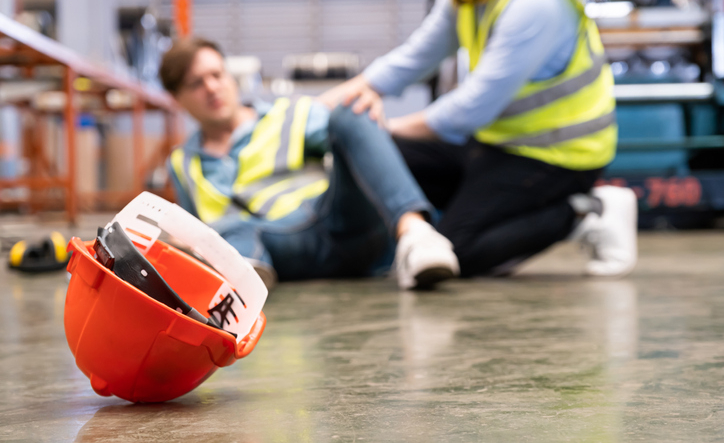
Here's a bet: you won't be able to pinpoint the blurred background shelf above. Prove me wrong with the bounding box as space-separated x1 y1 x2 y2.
587 1 724 228
600 28 705 47
0 11 181 223
614 83 715 102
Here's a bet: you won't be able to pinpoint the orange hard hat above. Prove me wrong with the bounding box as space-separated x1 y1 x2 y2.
64 193 268 403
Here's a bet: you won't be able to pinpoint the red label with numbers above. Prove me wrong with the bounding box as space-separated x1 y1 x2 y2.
597 177 703 209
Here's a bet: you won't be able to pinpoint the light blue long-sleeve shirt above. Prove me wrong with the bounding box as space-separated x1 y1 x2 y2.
169 100 331 216
364 0 581 145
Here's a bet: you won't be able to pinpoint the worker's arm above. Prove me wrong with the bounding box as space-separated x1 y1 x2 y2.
387 112 438 141
317 0 457 116
419 0 577 144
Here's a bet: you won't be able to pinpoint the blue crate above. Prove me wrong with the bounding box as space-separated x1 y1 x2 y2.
607 103 689 176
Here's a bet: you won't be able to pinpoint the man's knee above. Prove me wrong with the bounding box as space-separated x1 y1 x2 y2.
328 104 375 142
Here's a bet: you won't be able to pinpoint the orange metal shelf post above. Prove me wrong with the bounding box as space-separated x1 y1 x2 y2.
0 14 181 221
64 67 77 223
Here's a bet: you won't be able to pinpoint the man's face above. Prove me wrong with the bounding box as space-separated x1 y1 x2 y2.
175 47 239 126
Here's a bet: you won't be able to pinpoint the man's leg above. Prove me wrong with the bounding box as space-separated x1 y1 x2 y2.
472 184 638 278
392 136 468 211
396 138 605 277
210 216 277 288
327 106 433 233
323 106 459 288
437 147 602 276
450 199 581 275
306 151 393 279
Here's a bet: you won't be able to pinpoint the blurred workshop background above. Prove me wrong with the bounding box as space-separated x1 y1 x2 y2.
2 3 724 441
0 0 722 230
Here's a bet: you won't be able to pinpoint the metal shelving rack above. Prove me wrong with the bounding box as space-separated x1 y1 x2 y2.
0 13 182 223
593 1 724 227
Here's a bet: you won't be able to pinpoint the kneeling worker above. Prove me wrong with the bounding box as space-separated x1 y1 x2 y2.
322 0 638 277
159 38 459 290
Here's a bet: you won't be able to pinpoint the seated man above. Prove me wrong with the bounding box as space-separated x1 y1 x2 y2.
159 37 459 290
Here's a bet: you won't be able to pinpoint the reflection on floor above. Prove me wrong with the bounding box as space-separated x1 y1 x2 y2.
1 216 723 442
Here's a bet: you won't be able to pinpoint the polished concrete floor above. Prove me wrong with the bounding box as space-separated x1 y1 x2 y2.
0 215 723 442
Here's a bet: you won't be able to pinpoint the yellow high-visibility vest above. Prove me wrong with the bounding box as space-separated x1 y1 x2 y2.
170 96 329 223
456 0 617 170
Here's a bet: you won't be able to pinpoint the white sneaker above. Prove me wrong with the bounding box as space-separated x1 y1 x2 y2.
395 221 460 290
574 186 638 277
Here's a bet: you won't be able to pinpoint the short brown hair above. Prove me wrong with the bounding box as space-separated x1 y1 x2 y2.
159 37 224 94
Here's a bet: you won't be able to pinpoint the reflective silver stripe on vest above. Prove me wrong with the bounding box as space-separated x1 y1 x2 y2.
234 163 323 200
273 100 299 174
244 167 327 216
504 111 616 147
499 47 607 119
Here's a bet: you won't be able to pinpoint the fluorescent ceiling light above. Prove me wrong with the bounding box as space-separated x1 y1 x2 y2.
586 1 635 19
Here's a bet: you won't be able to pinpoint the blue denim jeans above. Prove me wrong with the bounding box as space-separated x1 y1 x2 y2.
210 105 432 281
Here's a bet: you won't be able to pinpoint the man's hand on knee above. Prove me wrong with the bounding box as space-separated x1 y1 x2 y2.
317 75 387 127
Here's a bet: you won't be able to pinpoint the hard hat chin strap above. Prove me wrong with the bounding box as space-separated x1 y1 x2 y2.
107 192 268 341
94 222 225 332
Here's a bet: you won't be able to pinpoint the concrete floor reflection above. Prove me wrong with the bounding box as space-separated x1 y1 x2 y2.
1 230 723 442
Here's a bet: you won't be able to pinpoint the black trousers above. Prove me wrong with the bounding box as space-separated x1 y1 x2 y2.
394 137 602 277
